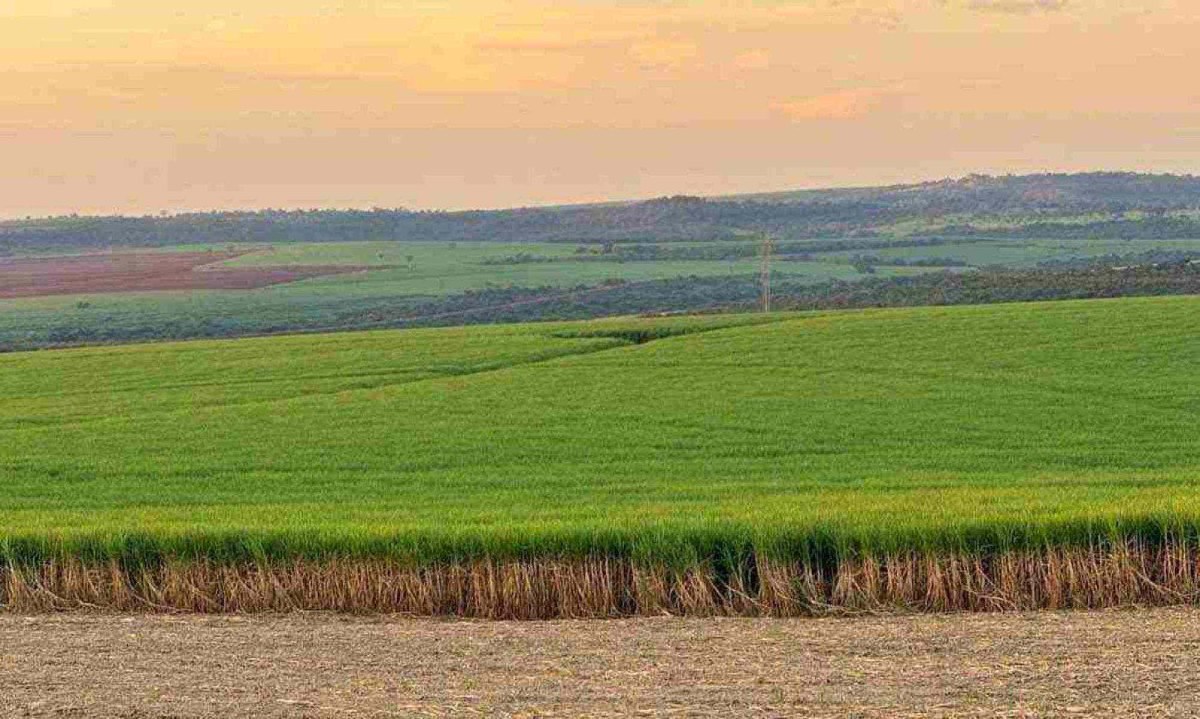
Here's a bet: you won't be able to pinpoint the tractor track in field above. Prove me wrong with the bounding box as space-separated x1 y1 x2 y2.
3 609 1200 717
1 316 785 433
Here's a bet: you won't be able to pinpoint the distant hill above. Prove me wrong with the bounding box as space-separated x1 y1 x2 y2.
726 172 1200 210
5 172 1200 253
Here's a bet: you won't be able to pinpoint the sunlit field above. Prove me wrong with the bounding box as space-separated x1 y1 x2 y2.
2 294 1198 561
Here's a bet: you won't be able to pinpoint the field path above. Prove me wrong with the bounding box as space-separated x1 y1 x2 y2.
3 609 1199 717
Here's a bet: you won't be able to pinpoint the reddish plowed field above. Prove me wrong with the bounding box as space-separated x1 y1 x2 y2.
0 252 366 298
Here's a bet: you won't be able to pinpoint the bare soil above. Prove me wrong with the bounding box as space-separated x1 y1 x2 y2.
0 252 368 298
3 609 1200 717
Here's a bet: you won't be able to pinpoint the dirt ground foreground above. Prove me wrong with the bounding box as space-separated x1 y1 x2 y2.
3 609 1200 717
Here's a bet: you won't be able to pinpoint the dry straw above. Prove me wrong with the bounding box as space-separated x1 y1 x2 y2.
4 540 1200 617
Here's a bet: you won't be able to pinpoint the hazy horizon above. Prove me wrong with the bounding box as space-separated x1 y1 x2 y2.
5 1 1200 217
7 167 1200 222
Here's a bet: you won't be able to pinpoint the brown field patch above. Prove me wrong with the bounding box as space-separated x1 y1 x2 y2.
0 251 369 298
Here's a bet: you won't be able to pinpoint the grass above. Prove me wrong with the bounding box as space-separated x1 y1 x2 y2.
2 295 1199 613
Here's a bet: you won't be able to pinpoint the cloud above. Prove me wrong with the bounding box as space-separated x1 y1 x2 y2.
627 39 699 70
962 0 1070 13
475 39 618 54
772 87 899 121
733 49 771 71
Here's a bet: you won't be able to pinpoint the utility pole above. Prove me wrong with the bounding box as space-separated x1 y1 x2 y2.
759 234 773 313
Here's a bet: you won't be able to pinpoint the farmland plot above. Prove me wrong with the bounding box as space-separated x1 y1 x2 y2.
1 297 1199 615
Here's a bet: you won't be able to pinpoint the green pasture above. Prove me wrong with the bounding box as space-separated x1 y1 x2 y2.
0 240 925 349
820 238 1200 267
7 235 1198 352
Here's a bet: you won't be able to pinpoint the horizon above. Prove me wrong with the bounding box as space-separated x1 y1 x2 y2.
4 168 1200 223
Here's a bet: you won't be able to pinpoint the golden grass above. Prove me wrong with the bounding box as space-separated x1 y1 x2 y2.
5 542 1200 617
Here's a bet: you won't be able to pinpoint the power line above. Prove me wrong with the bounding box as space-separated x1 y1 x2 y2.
759 234 773 313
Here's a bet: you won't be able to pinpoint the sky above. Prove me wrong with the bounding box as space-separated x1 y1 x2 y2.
3 0 1200 217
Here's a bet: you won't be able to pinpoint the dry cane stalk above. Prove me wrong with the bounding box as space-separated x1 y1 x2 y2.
5 543 1200 617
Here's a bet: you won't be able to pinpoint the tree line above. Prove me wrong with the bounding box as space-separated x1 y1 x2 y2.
6 173 1200 253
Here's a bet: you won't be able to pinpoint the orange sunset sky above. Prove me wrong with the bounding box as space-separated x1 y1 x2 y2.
3 1 1199 217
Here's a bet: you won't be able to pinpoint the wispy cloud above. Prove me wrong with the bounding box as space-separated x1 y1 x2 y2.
475 37 625 55
962 0 1070 14
772 87 901 121
733 49 771 71
627 39 699 70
